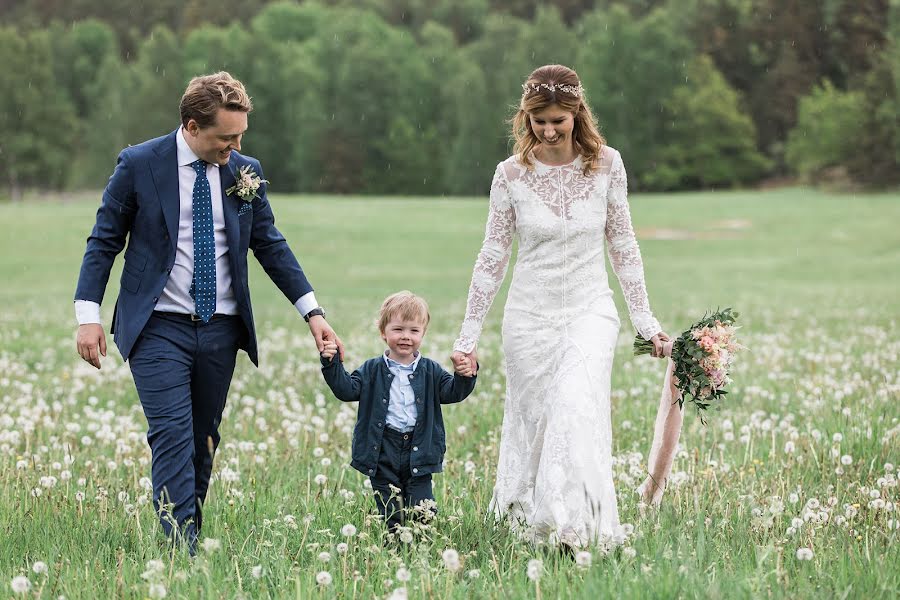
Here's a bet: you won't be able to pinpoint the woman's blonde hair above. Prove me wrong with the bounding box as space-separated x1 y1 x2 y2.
378 291 430 332
180 71 253 129
512 64 605 175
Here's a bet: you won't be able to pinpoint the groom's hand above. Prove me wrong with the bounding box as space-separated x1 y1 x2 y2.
76 323 107 369
308 315 344 360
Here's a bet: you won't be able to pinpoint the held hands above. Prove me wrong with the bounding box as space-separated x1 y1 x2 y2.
308 315 344 360
321 339 338 360
451 349 477 378
76 323 107 369
649 331 672 358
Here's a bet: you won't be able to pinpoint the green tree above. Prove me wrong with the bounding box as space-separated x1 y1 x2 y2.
458 14 535 190
0 28 77 201
50 20 128 187
646 55 771 189
124 26 185 146
575 4 692 187
785 81 866 178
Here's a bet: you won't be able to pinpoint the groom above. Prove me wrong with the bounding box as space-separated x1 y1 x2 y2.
74 72 342 550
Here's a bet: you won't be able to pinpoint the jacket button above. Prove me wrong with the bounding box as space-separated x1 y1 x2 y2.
412 446 418 452
412 468 418 474
368 469 374 474
166 267 172 274
382 398 387 404
376 422 382 428
416 397 422 404
152 297 158 302
372 444 378 450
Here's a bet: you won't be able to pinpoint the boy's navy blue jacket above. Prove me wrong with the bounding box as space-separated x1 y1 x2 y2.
320 353 476 477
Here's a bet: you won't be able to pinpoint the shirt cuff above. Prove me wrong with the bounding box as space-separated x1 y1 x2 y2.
75 300 102 325
294 292 319 318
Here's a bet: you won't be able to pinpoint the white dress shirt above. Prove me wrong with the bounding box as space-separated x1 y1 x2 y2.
75 127 317 325
383 351 422 432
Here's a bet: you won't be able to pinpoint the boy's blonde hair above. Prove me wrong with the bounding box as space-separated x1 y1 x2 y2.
378 291 430 332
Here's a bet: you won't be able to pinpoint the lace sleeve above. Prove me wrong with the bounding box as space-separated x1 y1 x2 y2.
453 164 516 353
605 151 661 340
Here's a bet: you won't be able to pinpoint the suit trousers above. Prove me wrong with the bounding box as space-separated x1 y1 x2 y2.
128 311 246 549
370 426 436 533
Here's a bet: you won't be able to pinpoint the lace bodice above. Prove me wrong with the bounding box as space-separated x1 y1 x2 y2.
454 146 660 352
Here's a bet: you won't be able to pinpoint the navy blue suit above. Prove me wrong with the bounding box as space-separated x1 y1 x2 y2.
75 129 313 548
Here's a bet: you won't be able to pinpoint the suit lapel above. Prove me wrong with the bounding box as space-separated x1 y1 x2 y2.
220 157 240 258
149 131 180 250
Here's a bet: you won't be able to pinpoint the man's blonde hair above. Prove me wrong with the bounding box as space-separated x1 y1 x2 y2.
378 291 430 332
180 71 253 129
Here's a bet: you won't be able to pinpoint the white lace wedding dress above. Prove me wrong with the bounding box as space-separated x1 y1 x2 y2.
454 145 661 548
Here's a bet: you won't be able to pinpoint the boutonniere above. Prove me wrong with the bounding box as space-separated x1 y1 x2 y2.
226 165 269 202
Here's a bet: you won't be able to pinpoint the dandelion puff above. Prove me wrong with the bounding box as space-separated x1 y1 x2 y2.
145 559 164 573
396 567 411 582
10 576 32 594
341 524 357 537
796 548 814 561
201 538 222 553
318 552 331 563
148 583 167 599
31 562 48 575
467 569 481 579
251 565 263 579
840 455 852 466
623 547 637 558
399 529 413 544
575 551 592 569
442 549 461 572
336 542 349 554
526 558 543 581
388 588 408 600
314 474 327 486
316 571 332 586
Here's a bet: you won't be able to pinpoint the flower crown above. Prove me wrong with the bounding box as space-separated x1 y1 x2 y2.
521 82 583 98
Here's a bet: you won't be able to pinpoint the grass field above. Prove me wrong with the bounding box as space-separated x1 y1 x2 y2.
0 187 898 599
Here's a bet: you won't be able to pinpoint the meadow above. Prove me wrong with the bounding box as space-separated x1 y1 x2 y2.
0 187 898 599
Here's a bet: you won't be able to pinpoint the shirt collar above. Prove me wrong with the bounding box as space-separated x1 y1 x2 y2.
383 350 421 371
176 126 218 169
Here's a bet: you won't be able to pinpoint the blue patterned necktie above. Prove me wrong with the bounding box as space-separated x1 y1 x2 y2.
190 159 216 322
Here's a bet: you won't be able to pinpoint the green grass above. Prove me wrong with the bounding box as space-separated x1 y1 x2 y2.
0 187 898 599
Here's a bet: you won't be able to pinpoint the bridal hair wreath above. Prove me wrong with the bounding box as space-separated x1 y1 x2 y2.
226 165 268 201
521 82 583 97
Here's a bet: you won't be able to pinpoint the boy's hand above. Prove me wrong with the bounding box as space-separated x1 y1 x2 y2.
451 350 477 377
321 340 338 360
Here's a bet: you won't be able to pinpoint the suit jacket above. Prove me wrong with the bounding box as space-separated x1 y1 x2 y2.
75 129 312 365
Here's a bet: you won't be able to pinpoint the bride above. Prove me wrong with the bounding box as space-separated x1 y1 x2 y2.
451 64 669 550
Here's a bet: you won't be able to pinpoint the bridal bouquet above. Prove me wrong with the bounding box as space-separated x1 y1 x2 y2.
634 308 741 415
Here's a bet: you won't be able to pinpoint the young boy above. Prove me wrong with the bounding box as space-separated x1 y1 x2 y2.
320 291 476 533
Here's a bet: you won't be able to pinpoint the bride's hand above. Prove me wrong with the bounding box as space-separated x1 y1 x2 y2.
650 332 671 358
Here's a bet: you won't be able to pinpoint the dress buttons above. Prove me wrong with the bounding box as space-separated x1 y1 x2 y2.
412 468 418 474
368 468 374 474
382 398 388 404
412 446 418 452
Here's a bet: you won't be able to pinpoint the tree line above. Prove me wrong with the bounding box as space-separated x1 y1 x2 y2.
1 0 897 200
